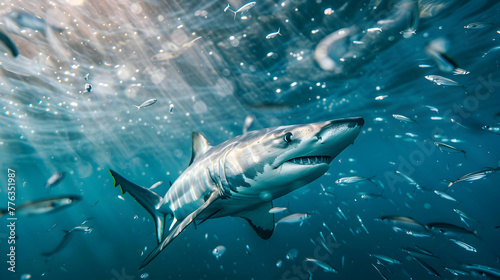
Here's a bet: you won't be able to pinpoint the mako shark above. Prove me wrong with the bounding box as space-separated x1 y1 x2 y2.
109 117 364 268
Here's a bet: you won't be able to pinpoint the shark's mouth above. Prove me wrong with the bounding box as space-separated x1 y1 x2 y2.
286 156 332 165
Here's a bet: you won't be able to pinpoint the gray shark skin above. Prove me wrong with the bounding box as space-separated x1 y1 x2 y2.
109 117 364 268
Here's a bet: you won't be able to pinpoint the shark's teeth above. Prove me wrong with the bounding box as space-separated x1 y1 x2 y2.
287 156 331 165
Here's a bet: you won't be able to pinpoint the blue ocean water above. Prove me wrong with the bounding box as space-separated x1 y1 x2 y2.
1 0 500 279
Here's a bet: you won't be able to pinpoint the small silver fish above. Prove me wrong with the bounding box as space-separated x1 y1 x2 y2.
133 99 157 110
380 216 425 228
446 167 497 188
464 22 493 29
401 246 438 259
212 245 226 260
482 46 500 58
372 264 389 280
319 183 335 197
392 114 419 124
181 36 202 49
464 264 500 278
434 142 466 157
444 267 471 276
453 209 480 224
226 2 256 20
45 172 66 189
453 68 470 75
337 207 347 220
357 214 369 234
81 217 95 225
411 254 440 277
149 181 163 190
169 104 175 114
266 28 282 39
335 175 375 185
449 238 477 252
268 206 287 214
424 105 439 112
367 27 382 33
42 225 92 256
276 213 311 225
357 191 385 200
426 222 477 236
71 226 93 233
286 248 299 260
395 170 422 190
369 254 402 265
482 124 500 135
0 195 81 217
425 75 461 86
434 190 457 202
47 222 59 232
305 258 338 273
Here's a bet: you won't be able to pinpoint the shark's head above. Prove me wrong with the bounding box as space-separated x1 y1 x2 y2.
224 117 364 200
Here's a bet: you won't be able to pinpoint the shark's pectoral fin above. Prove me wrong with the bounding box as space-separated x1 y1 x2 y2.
140 191 220 269
109 170 171 244
237 201 274 240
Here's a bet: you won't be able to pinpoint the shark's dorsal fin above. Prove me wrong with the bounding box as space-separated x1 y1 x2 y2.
237 201 274 240
188 132 211 166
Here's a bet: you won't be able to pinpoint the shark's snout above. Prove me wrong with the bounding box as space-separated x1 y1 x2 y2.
325 117 364 129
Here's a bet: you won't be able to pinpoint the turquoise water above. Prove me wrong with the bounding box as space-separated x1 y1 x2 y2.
1 0 500 279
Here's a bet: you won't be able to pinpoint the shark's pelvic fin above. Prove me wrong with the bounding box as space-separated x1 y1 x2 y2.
237 201 274 240
109 170 171 244
188 132 212 166
140 191 220 269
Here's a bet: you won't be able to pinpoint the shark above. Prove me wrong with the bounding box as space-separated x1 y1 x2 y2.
109 117 364 268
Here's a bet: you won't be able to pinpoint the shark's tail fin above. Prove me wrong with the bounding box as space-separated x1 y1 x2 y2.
109 170 171 244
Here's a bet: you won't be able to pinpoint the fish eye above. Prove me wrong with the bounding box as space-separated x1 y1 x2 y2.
283 132 293 143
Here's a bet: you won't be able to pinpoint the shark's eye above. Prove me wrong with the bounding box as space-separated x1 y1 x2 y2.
283 132 293 143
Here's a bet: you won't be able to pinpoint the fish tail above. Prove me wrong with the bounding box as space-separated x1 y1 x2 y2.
367 175 377 184
109 170 172 244
133 105 140 110
278 28 282 35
